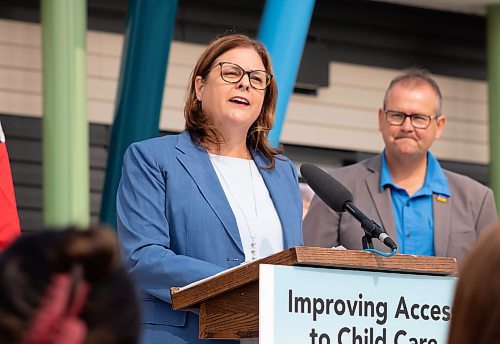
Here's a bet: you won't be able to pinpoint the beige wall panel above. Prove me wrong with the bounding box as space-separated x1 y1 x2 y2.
169 42 204 65
88 78 117 101
316 85 382 111
0 67 41 93
281 121 383 152
165 64 192 88
87 101 114 124
159 107 185 132
436 76 486 102
0 19 40 46
442 99 487 122
329 62 393 89
286 98 378 131
162 85 185 110
0 44 41 70
440 120 487 143
87 31 123 57
329 62 487 102
431 140 487 164
87 54 120 79
0 91 41 116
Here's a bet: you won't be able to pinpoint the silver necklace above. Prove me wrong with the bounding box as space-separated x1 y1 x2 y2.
209 154 258 260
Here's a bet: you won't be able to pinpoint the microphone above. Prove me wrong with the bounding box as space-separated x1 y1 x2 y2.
300 163 397 251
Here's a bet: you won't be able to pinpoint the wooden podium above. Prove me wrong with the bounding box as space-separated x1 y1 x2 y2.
170 247 457 340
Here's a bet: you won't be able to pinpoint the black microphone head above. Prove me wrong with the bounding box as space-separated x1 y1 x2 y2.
300 163 353 212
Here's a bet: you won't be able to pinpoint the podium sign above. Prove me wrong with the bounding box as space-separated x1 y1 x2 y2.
171 247 457 340
260 264 457 344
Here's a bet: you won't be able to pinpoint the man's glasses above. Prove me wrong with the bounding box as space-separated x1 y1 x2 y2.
384 110 439 129
212 62 272 90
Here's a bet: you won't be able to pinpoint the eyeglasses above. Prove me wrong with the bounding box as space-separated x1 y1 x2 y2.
211 62 272 90
384 110 439 129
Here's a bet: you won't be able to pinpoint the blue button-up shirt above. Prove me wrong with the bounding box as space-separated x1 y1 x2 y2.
380 151 450 255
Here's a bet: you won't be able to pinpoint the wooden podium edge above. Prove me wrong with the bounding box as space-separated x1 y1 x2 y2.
170 246 457 311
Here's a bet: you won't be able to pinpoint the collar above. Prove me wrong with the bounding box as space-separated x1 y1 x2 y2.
380 150 450 197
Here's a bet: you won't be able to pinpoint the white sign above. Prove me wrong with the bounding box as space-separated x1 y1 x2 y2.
260 264 457 344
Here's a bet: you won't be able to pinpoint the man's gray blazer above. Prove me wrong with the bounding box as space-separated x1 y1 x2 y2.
303 155 497 264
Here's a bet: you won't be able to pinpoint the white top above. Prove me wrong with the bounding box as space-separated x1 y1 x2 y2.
0 121 4 143
209 153 283 262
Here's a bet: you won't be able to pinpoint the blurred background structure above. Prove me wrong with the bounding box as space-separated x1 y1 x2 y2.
0 0 499 231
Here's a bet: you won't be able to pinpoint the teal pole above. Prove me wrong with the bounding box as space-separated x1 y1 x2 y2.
41 0 89 228
487 5 500 212
100 0 178 228
258 0 316 147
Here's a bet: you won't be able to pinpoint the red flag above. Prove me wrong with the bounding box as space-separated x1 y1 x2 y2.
0 121 20 249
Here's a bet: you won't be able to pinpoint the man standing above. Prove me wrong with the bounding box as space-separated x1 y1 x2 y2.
0 120 20 249
303 69 497 263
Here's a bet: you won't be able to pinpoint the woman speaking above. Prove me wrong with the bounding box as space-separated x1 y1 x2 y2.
117 33 303 343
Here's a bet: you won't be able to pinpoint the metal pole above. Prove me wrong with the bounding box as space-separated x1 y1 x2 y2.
100 0 178 228
41 0 89 228
258 0 316 147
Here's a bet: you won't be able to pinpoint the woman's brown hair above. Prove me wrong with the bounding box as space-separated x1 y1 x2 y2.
448 223 500 343
184 33 281 168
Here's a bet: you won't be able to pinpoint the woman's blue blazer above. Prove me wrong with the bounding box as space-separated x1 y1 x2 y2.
117 131 303 343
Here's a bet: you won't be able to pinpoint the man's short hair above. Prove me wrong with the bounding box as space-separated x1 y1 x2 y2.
383 68 442 116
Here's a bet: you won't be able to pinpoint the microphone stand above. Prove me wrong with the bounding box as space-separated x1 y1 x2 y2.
361 234 374 250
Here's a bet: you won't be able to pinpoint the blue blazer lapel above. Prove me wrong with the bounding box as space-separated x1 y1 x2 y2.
175 132 244 254
253 153 299 248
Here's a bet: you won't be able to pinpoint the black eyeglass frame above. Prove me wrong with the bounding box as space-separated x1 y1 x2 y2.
384 109 440 129
209 61 273 90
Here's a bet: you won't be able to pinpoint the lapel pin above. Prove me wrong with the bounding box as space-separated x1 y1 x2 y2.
436 195 448 203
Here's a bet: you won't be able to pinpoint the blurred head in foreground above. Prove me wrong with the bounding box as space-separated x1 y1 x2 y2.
0 226 140 344
448 223 500 343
